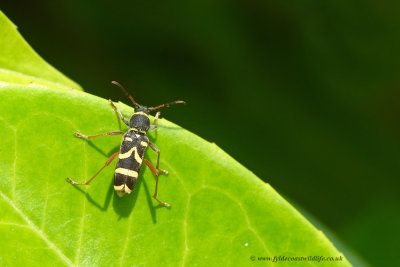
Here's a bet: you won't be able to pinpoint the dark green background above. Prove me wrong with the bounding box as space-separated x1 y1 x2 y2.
3 1 399 265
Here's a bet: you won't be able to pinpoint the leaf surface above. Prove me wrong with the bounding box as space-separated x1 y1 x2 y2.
0 9 351 267
0 86 350 266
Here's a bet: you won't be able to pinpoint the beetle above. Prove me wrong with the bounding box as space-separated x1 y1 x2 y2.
67 81 185 207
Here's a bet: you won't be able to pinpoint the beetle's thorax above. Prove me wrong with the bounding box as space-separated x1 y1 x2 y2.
129 106 150 132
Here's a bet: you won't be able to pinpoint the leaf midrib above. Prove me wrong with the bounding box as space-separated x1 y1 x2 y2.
0 191 73 266
1 114 73 266
162 161 273 267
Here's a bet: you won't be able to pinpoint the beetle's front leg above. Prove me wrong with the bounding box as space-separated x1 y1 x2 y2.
148 112 160 131
109 100 129 126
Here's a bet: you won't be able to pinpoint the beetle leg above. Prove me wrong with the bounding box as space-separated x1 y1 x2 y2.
148 141 168 174
143 158 170 207
67 152 119 185
109 99 129 126
74 131 125 139
148 111 160 131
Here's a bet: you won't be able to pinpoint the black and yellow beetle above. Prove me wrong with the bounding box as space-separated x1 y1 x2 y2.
67 81 185 207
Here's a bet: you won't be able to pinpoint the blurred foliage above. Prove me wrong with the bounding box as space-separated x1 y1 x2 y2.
2 0 400 265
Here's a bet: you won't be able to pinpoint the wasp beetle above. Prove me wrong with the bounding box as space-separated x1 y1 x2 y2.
67 81 185 207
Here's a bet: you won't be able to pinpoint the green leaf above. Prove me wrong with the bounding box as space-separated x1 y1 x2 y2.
0 9 351 267
0 11 81 91
0 86 350 266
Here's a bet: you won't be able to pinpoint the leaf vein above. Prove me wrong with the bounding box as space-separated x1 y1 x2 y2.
119 214 133 267
0 222 30 228
74 142 89 265
0 191 73 266
204 186 272 258
160 161 191 267
40 177 49 230
12 127 17 200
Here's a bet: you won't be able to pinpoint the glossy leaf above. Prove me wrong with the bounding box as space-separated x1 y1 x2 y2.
0 86 350 266
0 9 351 267
0 11 81 91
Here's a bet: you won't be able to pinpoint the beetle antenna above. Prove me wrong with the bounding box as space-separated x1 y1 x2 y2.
111 81 137 107
149 100 186 111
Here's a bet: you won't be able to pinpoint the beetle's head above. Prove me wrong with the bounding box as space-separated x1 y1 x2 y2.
111 81 186 133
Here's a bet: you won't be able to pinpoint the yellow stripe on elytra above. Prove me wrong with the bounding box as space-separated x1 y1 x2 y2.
114 184 132 194
134 149 142 163
119 147 136 159
115 168 138 178
140 141 148 147
130 128 146 134
124 137 133 142
114 184 124 190
124 186 132 193
119 147 143 164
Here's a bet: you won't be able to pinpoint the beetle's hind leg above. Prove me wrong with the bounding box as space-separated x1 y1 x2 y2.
143 158 170 207
67 152 119 186
74 131 125 139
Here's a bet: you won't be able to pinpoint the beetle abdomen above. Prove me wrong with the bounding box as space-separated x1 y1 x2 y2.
114 131 149 196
